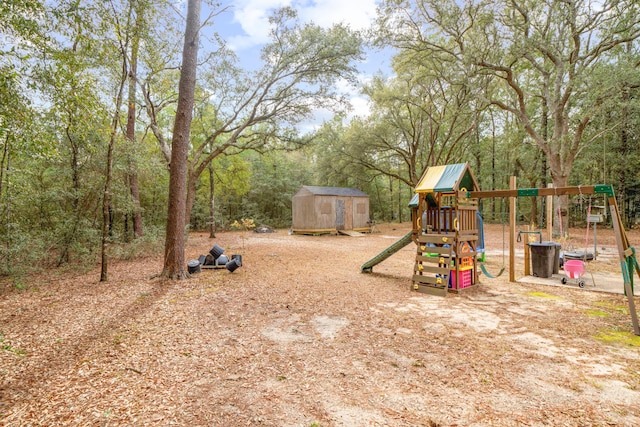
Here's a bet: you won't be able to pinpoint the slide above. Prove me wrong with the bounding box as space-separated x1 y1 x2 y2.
361 231 414 273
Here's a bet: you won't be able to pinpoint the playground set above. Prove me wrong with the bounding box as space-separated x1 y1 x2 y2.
361 163 640 336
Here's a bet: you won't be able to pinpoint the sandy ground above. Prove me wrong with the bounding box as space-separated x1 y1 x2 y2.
1 223 640 426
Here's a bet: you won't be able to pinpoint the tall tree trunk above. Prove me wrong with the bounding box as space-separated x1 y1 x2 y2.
208 161 216 238
185 171 197 233
619 85 630 227
540 98 549 228
0 134 9 204
550 171 570 239
1 135 10 273
389 175 393 221
101 59 128 282
473 125 482 188
490 111 496 216
162 0 201 279
58 127 80 266
125 6 143 239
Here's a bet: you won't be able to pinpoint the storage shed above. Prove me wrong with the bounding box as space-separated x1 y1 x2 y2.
292 186 370 234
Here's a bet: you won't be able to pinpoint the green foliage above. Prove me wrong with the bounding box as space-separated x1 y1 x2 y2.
192 150 315 229
0 0 173 274
2 0 640 278
107 225 165 260
241 151 312 227
378 0 640 195
0 0 44 48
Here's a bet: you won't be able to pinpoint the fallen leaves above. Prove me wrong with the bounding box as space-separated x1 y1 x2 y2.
0 224 639 425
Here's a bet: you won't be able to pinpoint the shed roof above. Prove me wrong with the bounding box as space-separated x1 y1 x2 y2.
299 186 368 197
414 163 479 194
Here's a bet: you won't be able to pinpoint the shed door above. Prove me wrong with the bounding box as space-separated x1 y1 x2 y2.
335 199 345 230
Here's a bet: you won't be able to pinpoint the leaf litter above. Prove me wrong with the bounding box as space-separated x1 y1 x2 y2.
0 223 639 426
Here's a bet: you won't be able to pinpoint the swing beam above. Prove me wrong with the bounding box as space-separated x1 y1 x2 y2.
461 184 615 199
461 181 640 336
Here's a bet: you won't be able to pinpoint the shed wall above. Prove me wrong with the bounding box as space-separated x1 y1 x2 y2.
352 197 370 229
291 193 317 229
313 195 337 229
292 191 370 232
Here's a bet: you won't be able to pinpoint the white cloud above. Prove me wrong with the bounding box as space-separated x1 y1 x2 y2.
348 95 372 119
217 0 384 132
297 0 378 30
225 0 290 50
296 76 372 133
335 77 372 119
226 0 378 51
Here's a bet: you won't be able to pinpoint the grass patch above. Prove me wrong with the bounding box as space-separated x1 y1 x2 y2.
595 330 640 347
1 332 26 356
585 309 610 318
593 300 628 314
527 291 562 300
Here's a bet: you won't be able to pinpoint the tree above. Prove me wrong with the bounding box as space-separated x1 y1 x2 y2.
124 0 147 240
311 46 480 221
241 150 313 227
379 0 640 232
0 0 44 51
576 45 640 226
0 1 44 272
100 0 136 281
162 0 201 279
143 7 363 229
32 0 114 267
338 50 479 188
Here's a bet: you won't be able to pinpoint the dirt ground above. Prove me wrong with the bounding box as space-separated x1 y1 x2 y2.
1 223 640 426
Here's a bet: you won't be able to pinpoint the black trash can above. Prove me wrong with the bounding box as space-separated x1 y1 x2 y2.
209 244 225 259
529 242 555 278
226 258 241 272
187 259 201 274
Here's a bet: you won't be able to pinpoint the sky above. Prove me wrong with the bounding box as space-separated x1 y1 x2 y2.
220 0 379 51
205 0 394 130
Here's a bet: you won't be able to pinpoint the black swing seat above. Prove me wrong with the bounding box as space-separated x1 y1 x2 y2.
560 251 594 267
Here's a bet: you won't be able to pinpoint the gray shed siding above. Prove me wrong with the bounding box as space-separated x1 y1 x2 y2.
292 186 370 233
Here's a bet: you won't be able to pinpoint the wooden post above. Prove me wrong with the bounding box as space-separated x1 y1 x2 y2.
524 225 530 276
509 176 516 283
608 196 640 336
546 183 553 241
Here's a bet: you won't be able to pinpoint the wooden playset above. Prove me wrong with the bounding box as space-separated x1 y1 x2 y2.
410 163 481 296
362 162 639 334
404 163 640 335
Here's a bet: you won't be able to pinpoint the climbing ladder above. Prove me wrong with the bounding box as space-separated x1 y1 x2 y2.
412 234 454 296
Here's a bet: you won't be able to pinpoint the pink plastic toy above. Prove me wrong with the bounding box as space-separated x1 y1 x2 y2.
562 260 586 287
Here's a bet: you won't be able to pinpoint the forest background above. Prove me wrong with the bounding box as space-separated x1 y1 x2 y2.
1 0 639 278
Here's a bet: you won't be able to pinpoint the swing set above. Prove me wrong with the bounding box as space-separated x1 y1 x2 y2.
470 178 640 335
557 194 601 287
481 185 601 285
477 205 507 278
411 164 640 336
